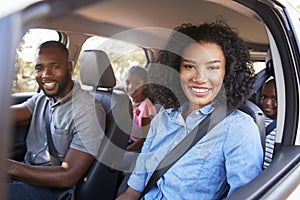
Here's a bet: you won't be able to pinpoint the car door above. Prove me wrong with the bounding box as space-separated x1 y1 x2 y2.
226 1 300 199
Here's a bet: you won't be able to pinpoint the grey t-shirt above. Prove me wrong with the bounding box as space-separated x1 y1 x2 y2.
23 82 106 165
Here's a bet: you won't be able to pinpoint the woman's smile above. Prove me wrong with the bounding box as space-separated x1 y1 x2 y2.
190 86 211 96
180 42 225 110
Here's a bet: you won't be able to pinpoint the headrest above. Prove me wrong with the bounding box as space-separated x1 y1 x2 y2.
80 50 116 89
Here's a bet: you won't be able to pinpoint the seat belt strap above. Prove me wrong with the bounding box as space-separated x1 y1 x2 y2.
266 119 276 136
44 100 61 166
250 69 270 97
140 106 233 198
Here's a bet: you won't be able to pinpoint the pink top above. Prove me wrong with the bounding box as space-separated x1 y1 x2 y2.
129 98 157 142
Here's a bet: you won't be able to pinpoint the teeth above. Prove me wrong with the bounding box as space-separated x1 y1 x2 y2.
44 83 55 87
43 82 56 89
192 87 208 93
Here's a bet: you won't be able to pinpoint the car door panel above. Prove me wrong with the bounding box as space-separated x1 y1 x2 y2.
226 146 300 200
9 93 36 161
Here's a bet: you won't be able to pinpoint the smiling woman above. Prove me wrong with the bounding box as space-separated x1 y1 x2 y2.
117 21 263 200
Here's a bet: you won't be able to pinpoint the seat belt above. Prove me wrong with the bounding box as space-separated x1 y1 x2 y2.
266 119 277 136
140 106 233 198
44 100 61 166
250 69 270 97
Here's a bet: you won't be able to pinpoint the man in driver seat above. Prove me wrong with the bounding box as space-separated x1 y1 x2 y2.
7 41 106 200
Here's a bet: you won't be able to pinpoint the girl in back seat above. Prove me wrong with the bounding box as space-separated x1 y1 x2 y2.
122 66 157 170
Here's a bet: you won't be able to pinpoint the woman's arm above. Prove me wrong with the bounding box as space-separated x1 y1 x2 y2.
224 113 263 195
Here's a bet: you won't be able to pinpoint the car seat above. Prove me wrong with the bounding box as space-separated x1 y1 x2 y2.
240 48 275 162
239 100 266 149
250 49 274 105
75 50 132 200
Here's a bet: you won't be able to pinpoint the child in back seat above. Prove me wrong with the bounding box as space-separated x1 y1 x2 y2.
260 78 277 169
122 66 157 170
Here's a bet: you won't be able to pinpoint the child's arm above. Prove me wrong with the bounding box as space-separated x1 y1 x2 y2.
126 117 151 151
126 138 146 151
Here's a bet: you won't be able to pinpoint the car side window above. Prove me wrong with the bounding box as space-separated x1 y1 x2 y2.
13 29 59 93
80 36 147 85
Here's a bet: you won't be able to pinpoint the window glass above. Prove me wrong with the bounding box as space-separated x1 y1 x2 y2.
253 61 266 74
13 29 59 93
81 36 147 85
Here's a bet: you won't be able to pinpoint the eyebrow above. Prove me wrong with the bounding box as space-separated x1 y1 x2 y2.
207 60 222 64
35 62 60 66
182 59 222 64
182 59 196 64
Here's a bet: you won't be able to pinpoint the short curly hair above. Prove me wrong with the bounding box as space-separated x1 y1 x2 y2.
149 19 255 110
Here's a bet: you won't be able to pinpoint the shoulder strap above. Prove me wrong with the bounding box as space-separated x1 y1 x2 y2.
140 106 233 198
266 119 276 136
44 100 61 166
248 68 272 104
250 69 270 97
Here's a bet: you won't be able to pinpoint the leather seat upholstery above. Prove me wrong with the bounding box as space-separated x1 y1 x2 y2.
75 50 132 200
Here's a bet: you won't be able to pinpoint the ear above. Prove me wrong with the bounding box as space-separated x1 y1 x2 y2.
141 84 148 89
67 61 73 73
141 84 148 90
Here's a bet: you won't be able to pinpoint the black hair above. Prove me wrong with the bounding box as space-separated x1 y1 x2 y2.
263 78 276 95
149 19 255 110
126 65 154 102
38 40 69 60
265 78 275 86
126 65 148 82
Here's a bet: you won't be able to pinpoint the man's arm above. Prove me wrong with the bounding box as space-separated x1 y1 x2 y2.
7 148 94 189
10 104 32 126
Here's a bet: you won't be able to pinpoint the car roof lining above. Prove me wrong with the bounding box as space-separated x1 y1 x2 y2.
35 0 269 51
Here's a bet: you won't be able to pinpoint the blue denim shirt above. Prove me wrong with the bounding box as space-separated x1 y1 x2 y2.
128 103 263 200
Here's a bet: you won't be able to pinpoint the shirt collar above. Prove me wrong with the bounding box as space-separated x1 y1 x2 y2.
165 102 215 118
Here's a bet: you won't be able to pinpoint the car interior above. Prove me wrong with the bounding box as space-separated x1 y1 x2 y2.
3 0 300 199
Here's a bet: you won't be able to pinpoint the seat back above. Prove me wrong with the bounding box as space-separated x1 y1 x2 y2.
75 50 132 200
239 100 266 149
240 49 276 151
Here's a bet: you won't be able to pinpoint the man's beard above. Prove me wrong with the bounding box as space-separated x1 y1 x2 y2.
40 73 71 98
